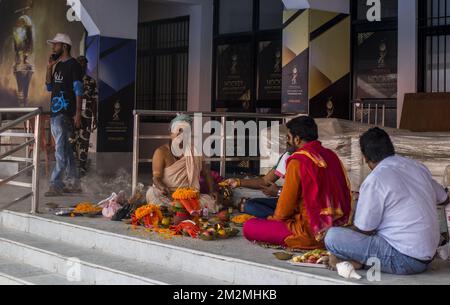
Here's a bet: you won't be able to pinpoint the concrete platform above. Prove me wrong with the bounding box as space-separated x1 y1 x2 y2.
1 203 450 284
0 210 354 285
0 163 449 285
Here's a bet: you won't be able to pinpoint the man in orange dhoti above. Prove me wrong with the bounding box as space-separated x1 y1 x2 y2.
146 114 220 213
243 116 353 249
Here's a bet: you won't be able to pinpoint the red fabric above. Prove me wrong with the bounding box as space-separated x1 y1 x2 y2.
243 218 292 247
287 141 352 241
170 220 201 238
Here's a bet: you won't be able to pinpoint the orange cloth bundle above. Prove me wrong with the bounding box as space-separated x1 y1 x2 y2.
172 188 201 216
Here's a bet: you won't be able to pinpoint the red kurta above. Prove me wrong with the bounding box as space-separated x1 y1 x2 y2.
271 141 353 249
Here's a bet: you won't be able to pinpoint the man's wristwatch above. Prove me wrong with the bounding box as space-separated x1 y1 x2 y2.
277 188 282 198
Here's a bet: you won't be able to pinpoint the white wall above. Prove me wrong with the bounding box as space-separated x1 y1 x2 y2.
80 0 139 39
138 0 214 158
139 0 213 112
283 0 350 14
397 0 418 127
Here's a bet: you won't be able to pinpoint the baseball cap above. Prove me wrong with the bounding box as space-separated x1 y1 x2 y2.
47 33 73 46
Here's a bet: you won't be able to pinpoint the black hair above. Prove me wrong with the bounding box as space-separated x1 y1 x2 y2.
286 116 318 142
359 127 395 163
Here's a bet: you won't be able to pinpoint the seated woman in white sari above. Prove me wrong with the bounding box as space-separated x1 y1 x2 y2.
146 114 220 213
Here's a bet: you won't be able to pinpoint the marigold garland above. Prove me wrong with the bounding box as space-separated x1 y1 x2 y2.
74 203 102 214
172 188 200 200
131 204 163 228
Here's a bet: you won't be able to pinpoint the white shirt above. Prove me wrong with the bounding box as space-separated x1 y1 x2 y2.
274 152 291 179
355 155 448 261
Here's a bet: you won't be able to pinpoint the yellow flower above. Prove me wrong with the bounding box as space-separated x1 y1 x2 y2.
231 214 255 224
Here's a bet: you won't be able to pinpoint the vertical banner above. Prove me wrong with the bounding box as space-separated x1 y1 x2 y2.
355 31 398 99
215 43 252 111
282 9 351 118
308 10 351 119
0 0 85 109
282 10 309 114
257 41 282 105
96 37 136 153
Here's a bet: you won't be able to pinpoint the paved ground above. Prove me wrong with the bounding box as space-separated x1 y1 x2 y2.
1 165 450 285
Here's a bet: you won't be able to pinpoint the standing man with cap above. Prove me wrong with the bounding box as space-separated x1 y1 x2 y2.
45 33 83 196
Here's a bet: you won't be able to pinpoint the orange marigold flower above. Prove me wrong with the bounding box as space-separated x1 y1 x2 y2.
172 188 200 200
132 204 163 228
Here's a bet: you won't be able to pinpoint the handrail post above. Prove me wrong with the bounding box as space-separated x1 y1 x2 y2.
375 104 379 126
25 120 31 165
31 114 41 214
132 113 140 196
220 116 226 178
0 113 2 148
360 104 364 124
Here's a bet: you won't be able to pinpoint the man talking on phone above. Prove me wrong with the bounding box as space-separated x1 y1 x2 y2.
45 33 83 197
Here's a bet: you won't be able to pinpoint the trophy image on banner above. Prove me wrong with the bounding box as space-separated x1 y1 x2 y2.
274 49 281 73
377 42 387 68
326 97 334 118
13 1 35 107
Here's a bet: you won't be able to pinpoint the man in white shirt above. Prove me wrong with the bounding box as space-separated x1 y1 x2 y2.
325 127 449 275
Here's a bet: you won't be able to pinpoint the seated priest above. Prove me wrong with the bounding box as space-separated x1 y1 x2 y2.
243 116 353 250
325 128 449 275
224 149 292 218
146 114 220 213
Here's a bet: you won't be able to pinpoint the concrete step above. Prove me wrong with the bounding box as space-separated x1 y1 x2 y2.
0 210 352 285
0 227 228 285
0 257 88 285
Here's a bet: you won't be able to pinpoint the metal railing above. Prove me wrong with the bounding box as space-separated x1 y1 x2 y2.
0 108 41 213
132 110 292 195
352 100 387 127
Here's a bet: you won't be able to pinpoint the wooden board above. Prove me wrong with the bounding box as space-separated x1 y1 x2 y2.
400 93 450 132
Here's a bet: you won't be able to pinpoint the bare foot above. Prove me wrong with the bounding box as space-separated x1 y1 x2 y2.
328 254 340 271
327 254 363 271
350 261 363 270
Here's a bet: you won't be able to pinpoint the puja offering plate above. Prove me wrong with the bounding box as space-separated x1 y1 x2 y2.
289 249 330 269
288 261 328 269
273 252 294 261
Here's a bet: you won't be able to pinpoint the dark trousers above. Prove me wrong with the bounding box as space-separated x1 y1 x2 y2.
244 198 278 218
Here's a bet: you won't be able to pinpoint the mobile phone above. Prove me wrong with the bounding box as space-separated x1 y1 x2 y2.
50 53 61 62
